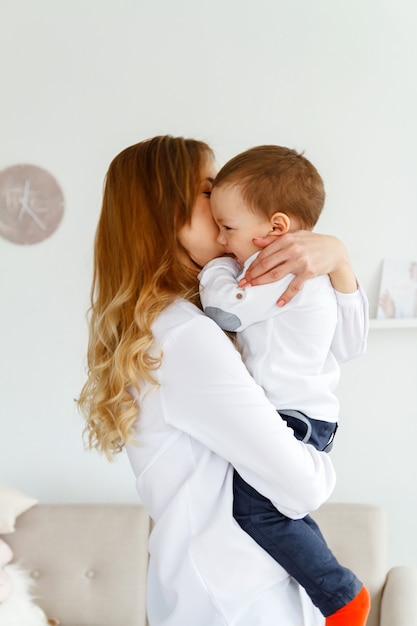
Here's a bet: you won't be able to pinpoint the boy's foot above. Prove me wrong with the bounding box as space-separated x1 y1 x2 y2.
325 586 371 626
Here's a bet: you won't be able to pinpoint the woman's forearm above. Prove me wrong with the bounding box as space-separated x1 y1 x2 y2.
239 231 359 303
328 249 358 294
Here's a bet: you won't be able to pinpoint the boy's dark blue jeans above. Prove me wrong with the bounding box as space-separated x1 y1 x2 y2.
233 410 363 617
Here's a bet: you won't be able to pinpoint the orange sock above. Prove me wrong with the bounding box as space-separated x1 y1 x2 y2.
325 586 371 626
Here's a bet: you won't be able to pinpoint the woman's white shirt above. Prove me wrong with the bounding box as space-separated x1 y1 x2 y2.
126 299 343 625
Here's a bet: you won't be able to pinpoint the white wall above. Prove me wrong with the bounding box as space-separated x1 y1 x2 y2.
1 0 416 569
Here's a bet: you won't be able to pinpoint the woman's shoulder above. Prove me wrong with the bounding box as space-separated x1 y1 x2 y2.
153 298 219 342
156 298 203 325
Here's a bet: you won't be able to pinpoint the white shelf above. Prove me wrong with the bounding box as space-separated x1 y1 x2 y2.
369 318 417 329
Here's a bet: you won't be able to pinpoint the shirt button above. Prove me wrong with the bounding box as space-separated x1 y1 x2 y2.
85 570 96 579
236 293 243 300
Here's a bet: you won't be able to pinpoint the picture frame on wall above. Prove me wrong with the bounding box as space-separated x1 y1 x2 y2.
377 258 417 319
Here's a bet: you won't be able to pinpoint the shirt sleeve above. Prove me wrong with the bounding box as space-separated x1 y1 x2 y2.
199 257 369 362
332 283 369 362
159 313 336 519
198 256 294 331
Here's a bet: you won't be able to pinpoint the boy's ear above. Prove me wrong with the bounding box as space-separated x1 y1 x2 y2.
269 212 291 235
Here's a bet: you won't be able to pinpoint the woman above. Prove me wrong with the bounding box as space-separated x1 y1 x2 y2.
78 136 368 626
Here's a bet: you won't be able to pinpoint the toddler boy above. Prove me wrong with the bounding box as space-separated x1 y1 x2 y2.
198 145 370 626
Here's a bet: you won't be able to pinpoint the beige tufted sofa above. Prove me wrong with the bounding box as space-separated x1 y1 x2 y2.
2 502 417 626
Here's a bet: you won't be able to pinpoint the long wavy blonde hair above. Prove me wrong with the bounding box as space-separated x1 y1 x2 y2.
77 136 214 458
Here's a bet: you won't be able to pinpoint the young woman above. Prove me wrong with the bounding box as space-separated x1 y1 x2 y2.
78 135 368 626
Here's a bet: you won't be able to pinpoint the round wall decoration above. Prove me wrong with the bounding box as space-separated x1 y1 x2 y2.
0 164 65 245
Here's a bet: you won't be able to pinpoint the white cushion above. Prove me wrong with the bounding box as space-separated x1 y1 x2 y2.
0 484 38 534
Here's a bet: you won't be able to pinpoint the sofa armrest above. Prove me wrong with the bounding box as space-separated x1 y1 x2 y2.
380 565 417 626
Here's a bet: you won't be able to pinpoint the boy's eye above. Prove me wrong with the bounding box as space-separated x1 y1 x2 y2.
223 225 232 231
203 190 211 198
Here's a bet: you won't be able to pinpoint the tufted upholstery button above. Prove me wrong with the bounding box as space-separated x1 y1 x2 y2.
31 570 41 579
85 569 96 579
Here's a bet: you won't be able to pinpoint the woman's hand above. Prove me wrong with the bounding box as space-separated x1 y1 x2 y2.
238 231 358 306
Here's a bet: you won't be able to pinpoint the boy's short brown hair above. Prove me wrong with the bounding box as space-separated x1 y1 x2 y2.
213 145 325 229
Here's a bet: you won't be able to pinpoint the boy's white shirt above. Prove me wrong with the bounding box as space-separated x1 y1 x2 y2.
199 253 369 421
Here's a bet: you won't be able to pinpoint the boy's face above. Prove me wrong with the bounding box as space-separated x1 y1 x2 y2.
210 184 272 265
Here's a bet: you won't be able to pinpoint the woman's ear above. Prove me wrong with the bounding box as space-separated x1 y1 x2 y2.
269 212 291 235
